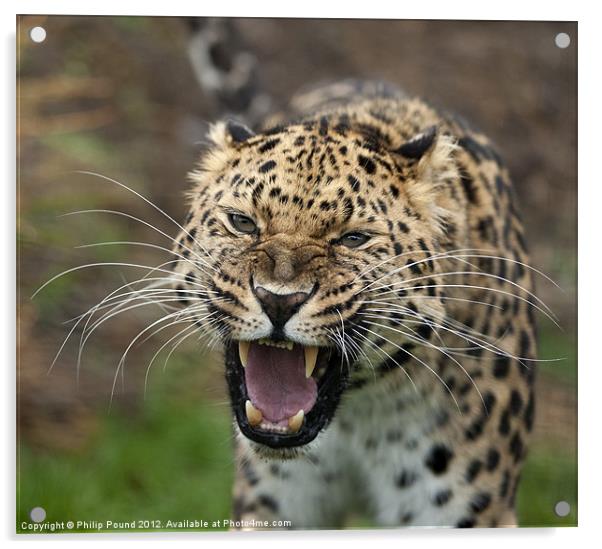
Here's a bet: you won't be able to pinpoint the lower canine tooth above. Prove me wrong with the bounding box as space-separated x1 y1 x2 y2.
288 410 304 433
304 346 319 378
238 340 250 367
245 400 263 426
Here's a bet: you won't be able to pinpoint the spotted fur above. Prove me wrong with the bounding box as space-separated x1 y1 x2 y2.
172 81 537 528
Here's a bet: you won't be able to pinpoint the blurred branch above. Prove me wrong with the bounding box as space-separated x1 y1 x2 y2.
19 76 118 136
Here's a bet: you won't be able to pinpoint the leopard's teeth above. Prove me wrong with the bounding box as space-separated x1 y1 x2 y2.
288 410 304 433
245 400 263 427
238 341 250 367
257 338 294 350
304 346 319 378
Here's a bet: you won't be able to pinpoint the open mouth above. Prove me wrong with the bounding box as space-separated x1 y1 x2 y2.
224 338 349 448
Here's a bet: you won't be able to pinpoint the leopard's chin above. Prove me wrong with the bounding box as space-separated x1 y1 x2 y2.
224 339 349 449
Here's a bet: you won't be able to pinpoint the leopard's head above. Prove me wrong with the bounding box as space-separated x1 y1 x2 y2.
172 109 463 453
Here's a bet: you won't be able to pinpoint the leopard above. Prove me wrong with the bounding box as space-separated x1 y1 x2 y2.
169 73 539 529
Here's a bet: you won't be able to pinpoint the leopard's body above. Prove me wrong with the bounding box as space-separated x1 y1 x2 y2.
172 80 537 529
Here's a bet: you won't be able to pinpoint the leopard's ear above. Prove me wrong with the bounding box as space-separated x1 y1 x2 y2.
393 127 460 233
392 125 437 160
392 126 458 189
196 120 253 176
225 120 256 143
209 120 255 148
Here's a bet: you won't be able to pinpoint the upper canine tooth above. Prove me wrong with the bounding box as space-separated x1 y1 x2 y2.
245 400 263 426
238 341 250 367
304 346 319 378
288 410 304 433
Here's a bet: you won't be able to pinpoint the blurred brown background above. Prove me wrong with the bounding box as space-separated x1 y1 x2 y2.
17 16 577 529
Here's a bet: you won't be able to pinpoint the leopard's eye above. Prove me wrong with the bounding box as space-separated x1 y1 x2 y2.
228 213 257 234
338 232 372 248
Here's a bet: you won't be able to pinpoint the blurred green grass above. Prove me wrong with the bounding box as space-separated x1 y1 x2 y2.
538 319 577 388
17 355 235 533
517 447 577 527
517 322 577 527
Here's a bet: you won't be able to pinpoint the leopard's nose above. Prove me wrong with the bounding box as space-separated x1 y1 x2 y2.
253 286 312 330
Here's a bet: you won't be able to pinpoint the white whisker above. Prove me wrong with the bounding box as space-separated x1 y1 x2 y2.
73 170 216 263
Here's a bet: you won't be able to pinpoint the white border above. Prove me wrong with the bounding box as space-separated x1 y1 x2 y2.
3 1 599 547
1 0 584 19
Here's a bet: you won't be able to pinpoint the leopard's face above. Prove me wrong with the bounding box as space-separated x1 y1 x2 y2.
173 118 460 451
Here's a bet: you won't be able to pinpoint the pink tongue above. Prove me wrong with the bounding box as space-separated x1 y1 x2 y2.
245 342 317 423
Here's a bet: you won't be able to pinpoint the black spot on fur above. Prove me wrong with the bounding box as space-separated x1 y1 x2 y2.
406 258 422 275
510 390 524 415
258 138 280 153
347 175 361 193
386 430 403 443
379 347 412 372
460 171 478 204
416 323 433 341
458 135 495 163
465 459 482 483
265 124 287 136
269 463 281 476
495 175 506 195
499 470 510 498
465 418 484 441
434 489 453 506
425 444 454 475
470 492 492 514
365 437 377 450
499 409 511 436
483 391 496 413
397 221 410 233
400 512 414 525
259 160 277 173
405 439 418 451
519 330 532 358
241 459 259 486
396 470 417 488
458 382 472 397
358 155 376 174
456 517 476 528
509 431 524 463
185 227 197 242
436 409 450 427
486 448 501 471
493 356 510 378
175 284 189 305
257 494 279 513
